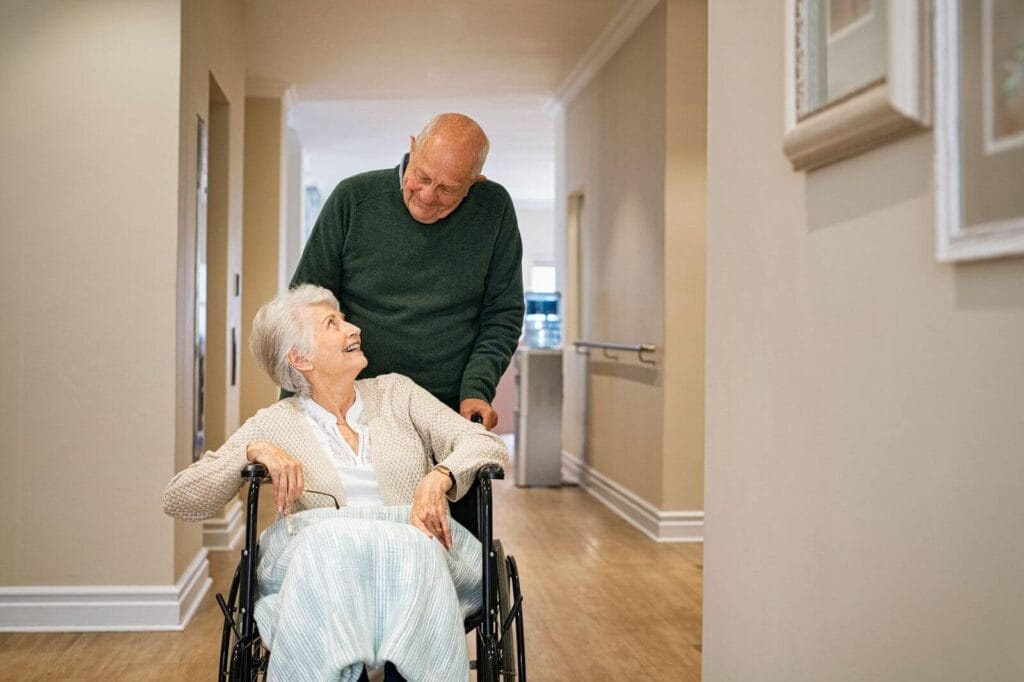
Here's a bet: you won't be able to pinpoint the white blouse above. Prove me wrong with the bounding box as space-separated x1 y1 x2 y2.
299 391 384 507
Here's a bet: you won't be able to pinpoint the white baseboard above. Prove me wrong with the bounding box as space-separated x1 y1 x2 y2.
561 449 583 485
561 451 704 543
204 498 244 550
0 548 212 632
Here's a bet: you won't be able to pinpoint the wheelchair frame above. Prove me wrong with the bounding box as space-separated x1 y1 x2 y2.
216 462 526 681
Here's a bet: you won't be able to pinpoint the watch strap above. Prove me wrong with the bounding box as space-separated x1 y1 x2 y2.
433 464 456 487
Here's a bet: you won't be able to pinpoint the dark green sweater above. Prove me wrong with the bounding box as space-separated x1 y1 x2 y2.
290 161 524 410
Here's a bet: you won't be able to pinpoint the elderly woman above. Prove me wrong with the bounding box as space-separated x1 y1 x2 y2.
164 284 508 681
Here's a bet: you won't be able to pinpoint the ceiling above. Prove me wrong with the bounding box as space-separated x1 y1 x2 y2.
243 0 629 204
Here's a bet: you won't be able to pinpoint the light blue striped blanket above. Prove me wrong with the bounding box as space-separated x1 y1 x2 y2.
254 505 482 681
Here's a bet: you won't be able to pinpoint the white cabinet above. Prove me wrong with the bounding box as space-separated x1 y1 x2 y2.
513 348 563 487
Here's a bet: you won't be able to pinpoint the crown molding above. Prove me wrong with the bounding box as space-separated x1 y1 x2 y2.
246 76 293 100
545 0 661 117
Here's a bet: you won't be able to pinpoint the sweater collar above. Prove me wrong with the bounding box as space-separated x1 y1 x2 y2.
397 153 409 189
299 389 367 434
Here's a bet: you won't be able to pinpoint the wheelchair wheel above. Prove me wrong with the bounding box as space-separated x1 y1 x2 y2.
493 540 515 678
506 554 526 680
223 625 269 681
492 540 526 681
217 564 270 681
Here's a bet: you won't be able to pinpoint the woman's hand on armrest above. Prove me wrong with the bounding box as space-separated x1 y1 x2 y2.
246 441 305 513
410 470 454 550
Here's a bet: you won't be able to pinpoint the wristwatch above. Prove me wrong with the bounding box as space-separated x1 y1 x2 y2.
433 464 456 488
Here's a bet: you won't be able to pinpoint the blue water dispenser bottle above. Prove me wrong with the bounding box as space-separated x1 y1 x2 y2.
522 292 561 348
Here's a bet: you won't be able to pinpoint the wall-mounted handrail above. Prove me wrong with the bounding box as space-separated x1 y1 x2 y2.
572 340 657 366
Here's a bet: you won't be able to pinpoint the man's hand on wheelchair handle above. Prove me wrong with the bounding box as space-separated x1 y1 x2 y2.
459 397 497 430
410 469 454 550
246 441 305 513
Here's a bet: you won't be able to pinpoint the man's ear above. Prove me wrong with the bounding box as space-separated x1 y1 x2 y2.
408 135 416 153
287 347 313 372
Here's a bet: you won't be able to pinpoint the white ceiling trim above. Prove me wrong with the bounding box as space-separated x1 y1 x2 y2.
544 0 660 117
246 76 292 99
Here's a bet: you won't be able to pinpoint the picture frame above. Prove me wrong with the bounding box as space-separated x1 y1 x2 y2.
935 0 1024 261
783 0 932 171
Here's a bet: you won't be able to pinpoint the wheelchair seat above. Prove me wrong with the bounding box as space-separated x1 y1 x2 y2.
216 463 526 681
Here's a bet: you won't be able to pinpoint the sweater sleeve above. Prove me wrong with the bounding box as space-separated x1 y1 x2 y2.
290 182 348 294
403 376 509 501
459 196 525 404
162 416 266 521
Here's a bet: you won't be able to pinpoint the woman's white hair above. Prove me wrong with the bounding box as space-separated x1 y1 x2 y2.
249 284 340 396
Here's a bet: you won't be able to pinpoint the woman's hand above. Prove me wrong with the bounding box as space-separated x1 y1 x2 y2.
246 441 305 513
410 469 454 550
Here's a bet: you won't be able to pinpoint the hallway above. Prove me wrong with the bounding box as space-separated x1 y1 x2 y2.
0 480 703 680
5 1 1023 679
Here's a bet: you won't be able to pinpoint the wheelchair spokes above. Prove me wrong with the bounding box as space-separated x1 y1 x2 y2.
472 540 526 681
217 561 269 681
227 633 268 681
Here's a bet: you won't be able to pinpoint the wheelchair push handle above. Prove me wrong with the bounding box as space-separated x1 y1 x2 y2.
469 412 505 481
242 462 268 479
477 463 504 480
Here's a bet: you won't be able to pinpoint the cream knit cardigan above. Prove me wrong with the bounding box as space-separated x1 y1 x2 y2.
163 373 508 522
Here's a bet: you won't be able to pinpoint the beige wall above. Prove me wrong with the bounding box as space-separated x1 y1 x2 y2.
661 0 706 510
562 2 666 504
241 97 288 421
281 126 304 292
558 0 706 511
177 0 246 576
0 1 182 585
703 2 1024 680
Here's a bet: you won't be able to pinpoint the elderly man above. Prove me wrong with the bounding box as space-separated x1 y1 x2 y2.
290 113 524 432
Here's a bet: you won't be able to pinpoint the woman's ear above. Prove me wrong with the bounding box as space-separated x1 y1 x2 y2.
287 347 313 372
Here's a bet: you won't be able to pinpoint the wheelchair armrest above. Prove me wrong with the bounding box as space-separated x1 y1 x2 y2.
242 463 268 479
476 464 505 481
247 462 494 483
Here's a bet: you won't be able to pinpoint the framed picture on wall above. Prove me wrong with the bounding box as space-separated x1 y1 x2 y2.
935 0 1024 261
783 0 931 171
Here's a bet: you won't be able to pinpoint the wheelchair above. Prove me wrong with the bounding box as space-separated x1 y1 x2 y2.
216 461 527 681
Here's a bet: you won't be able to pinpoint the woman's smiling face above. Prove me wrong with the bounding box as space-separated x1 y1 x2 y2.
304 303 367 381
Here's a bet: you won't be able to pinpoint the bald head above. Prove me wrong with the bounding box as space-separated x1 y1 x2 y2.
415 113 490 178
402 113 491 224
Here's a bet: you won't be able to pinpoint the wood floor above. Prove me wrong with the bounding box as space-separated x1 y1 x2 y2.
0 481 702 681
